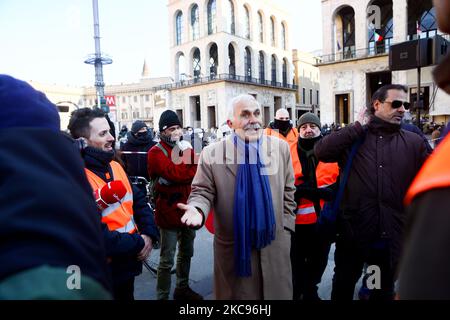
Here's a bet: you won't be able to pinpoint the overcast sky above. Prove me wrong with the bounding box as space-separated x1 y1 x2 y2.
0 0 322 86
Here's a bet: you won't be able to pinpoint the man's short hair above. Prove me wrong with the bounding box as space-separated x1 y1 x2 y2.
369 84 408 114
68 108 106 139
227 94 260 121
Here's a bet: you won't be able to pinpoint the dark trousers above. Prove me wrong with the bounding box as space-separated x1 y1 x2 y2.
331 239 395 301
112 278 135 300
291 223 332 300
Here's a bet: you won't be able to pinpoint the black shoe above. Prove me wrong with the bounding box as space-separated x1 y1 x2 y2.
173 286 204 300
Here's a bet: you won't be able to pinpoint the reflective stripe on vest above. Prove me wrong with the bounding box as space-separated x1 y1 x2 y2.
405 134 450 205
264 127 302 180
296 206 316 215
116 217 137 233
295 161 339 225
101 192 133 218
85 161 136 234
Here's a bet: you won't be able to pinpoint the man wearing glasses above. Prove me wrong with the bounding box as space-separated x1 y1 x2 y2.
315 84 429 300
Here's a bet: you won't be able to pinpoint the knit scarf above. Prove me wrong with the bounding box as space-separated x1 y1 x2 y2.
233 134 276 277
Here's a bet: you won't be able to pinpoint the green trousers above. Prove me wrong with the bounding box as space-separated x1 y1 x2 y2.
156 227 196 300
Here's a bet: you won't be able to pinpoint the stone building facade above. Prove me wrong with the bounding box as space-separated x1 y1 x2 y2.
318 0 450 126
164 0 297 128
293 50 321 120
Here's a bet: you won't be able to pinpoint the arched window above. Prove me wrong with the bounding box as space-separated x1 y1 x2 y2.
271 55 277 84
244 6 251 39
191 5 199 41
367 0 393 55
245 47 252 81
229 44 236 77
178 54 186 81
407 0 436 39
270 17 276 46
282 58 288 86
207 0 217 35
176 11 183 45
193 48 201 81
258 12 264 43
209 43 218 78
334 6 355 59
226 0 235 34
259 51 265 83
281 23 287 50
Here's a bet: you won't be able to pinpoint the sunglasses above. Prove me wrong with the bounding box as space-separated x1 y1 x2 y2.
384 100 411 110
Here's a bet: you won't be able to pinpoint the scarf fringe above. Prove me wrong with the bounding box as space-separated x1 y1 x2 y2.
251 227 276 249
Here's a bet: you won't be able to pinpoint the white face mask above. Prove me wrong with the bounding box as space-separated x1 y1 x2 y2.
170 129 182 142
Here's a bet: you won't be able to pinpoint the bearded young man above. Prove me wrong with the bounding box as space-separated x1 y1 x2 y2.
68 108 159 300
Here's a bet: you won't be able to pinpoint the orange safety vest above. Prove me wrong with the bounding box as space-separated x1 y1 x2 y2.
295 161 339 224
404 134 450 205
265 127 302 180
85 161 136 234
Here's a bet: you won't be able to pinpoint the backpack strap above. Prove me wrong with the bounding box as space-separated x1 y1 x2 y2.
332 129 367 212
155 143 169 158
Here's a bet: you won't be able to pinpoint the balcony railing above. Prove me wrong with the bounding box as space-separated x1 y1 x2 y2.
316 45 391 65
317 34 450 66
153 73 298 91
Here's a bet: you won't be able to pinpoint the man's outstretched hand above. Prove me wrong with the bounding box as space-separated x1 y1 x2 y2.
178 203 203 227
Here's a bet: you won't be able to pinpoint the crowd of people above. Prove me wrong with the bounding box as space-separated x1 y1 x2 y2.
1 76 450 301
1 0 450 301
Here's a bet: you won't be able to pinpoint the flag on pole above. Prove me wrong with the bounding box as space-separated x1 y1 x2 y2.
374 30 384 42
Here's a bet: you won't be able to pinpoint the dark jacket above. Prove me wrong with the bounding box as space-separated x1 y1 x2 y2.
120 131 156 180
295 136 335 210
399 188 450 299
0 128 112 293
83 147 159 284
401 122 433 153
147 141 198 229
315 116 429 264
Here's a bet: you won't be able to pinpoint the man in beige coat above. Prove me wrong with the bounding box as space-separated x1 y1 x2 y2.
178 94 296 300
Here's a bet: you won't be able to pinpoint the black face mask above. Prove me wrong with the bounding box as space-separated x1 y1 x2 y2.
135 131 148 138
298 136 322 151
274 119 292 133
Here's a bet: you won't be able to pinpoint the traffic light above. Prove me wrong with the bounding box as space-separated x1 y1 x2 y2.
100 97 109 113
93 97 110 113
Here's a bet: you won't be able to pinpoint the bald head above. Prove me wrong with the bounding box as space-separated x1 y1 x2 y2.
275 108 290 121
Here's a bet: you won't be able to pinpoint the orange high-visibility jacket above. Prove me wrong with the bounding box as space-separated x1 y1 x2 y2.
295 162 339 224
405 134 450 205
265 127 302 180
85 161 136 234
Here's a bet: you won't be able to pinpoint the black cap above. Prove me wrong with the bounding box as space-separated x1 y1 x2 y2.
131 120 147 134
159 110 181 132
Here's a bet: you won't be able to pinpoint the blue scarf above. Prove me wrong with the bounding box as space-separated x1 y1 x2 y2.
233 134 276 277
